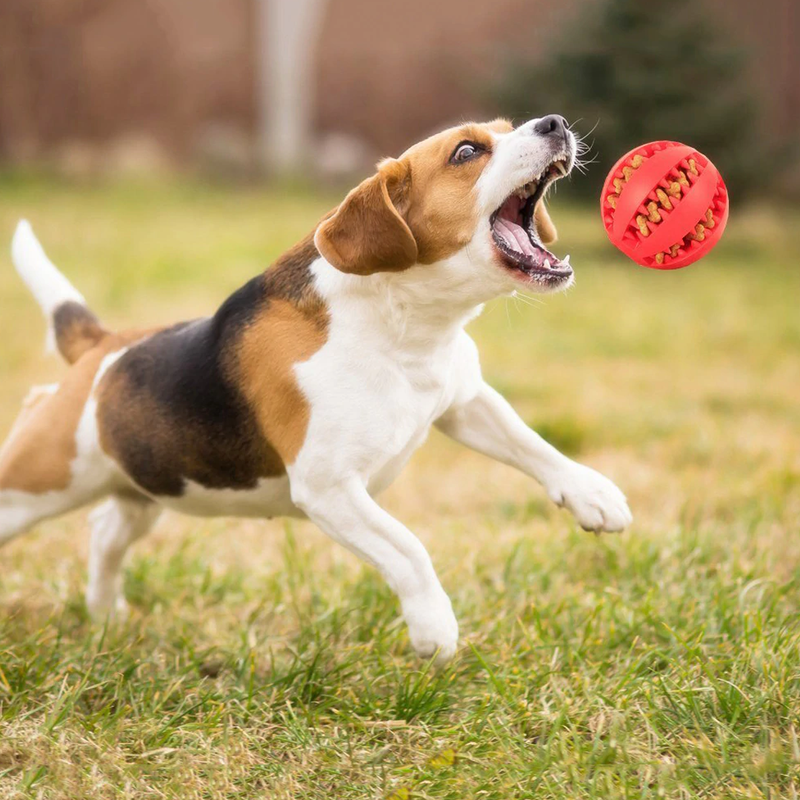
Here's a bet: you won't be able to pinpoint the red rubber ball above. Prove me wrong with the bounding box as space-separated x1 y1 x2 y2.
600 141 729 270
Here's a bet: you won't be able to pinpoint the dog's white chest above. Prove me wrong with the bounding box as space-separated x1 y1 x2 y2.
292 325 463 496
365 360 455 495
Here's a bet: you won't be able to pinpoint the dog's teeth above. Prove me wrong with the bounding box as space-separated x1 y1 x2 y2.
543 259 551 270
556 161 568 177
514 180 539 200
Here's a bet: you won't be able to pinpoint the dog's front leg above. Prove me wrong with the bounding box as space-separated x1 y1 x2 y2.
436 382 632 533
289 475 458 663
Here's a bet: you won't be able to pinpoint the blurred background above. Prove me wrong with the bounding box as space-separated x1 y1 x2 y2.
0 0 797 195
2 3 800 796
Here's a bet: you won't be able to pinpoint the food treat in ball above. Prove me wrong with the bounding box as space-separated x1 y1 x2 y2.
601 141 729 270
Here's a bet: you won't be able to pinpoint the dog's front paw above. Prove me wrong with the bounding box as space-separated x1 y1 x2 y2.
402 590 459 665
546 463 632 533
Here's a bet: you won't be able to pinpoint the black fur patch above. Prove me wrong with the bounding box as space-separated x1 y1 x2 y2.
98 236 321 497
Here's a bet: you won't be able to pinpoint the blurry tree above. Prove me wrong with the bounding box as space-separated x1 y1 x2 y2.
256 0 328 174
492 0 777 200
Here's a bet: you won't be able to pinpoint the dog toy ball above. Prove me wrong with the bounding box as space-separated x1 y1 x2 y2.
600 141 729 270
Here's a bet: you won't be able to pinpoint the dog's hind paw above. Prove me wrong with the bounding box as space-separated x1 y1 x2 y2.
402 589 459 665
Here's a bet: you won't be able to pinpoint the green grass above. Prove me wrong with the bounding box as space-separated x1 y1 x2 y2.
1 176 800 798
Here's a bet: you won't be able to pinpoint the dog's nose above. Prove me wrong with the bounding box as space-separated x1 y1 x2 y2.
533 114 569 139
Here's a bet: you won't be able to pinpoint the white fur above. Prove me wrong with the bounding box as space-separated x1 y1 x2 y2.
155 476 299 519
11 220 87 352
2 119 631 664
476 119 576 214
86 497 160 620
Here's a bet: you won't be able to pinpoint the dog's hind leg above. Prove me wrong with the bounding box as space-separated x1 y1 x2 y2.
0 493 47 547
85 496 159 621
0 358 122 548
0 483 109 548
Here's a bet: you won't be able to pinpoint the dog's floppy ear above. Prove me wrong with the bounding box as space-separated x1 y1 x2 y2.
535 200 557 246
315 159 418 275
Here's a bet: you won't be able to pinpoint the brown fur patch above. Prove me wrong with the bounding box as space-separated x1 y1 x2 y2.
237 236 329 466
403 121 511 264
234 297 328 467
0 336 121 494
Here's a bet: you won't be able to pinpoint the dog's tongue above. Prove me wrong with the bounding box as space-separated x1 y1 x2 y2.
493 217 538 258
492 194 569 271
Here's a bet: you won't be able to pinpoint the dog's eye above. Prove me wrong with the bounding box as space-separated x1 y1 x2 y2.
450 142 483 164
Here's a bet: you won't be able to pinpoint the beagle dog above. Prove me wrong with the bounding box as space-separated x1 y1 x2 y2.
0 116 631 663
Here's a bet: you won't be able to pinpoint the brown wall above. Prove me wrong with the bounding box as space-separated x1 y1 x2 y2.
0 0 797 164
0 0 255 159
709 0 800 135
316 0 585 156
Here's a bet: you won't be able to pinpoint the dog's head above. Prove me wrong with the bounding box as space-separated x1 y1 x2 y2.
315 116 577 299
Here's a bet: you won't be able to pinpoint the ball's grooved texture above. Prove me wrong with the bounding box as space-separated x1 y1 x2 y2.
601 141 729 270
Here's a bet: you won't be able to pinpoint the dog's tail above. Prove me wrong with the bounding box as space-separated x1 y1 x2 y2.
11 220 107 364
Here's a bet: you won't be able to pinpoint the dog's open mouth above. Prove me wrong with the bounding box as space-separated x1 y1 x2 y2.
490 157 573 284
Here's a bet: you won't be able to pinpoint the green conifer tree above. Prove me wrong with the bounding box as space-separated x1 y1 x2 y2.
493 0 770 199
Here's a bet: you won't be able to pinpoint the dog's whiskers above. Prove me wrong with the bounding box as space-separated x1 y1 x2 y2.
513 291 545 308
571 120 600 178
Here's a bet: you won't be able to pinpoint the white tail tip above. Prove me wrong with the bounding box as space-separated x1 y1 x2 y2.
10 219 86 354
11 219 36 267
11 220 85 313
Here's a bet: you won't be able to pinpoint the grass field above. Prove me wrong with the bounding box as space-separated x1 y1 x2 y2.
1 175 799 799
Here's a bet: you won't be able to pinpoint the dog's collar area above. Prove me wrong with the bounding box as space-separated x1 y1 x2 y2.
490 158 572 280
